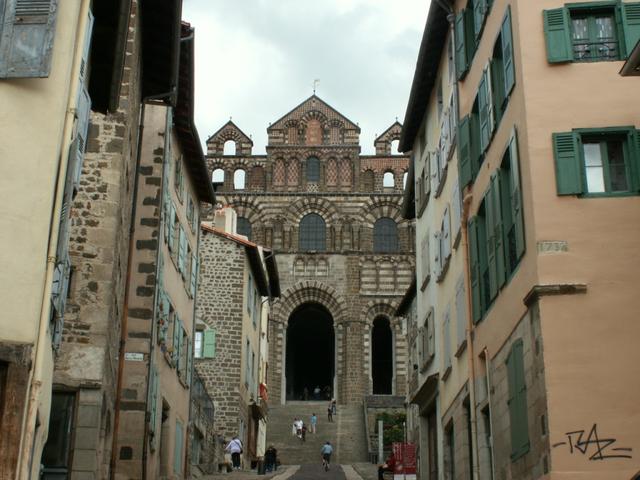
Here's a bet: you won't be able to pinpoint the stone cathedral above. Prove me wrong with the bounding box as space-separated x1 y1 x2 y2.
205 95 414 405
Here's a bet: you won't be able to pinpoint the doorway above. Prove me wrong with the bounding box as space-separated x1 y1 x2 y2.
372 316 393 394
285 303 335 401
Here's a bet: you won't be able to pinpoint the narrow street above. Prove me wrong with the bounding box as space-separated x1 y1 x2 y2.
200 463 377 480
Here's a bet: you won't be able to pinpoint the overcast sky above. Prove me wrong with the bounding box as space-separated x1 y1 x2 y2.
182 0 430 155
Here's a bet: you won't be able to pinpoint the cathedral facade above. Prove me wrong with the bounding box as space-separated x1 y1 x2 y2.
205 96 414 404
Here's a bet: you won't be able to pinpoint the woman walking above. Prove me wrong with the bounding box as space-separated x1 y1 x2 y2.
225 436 243 470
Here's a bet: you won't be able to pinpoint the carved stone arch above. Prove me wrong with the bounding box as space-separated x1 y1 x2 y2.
361 300 400 327
271 281 348 325
298 110 329 129
225 197 263 224
360 197 404 227
286 196 340 224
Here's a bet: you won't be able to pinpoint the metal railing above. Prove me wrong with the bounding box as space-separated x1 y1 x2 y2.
572 40 619 61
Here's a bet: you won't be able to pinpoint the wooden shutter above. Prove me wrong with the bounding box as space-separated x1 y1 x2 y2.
163 196 171 244
443 206 451 261
186 337 192 387
553 132 583 195
174 419 183 474
455 11 468 79
178 227 186 275
452 182 462 243
629 130 640 192
478 68 493 153
455 277 467 349
501 6 515 96
509 130 525 258
168 203 176 251
468 218 482 323
484 188 498 301
433 231 441 279
473 0 487 39
148 364 159 451
491 173 506 288
190 254 197 297
203 329 216 358
430 151 439 194
507 339 530 460
622 3 640 57
0 0 59 78
172 315 182 368
543 8 572 63
427 309 435 360
458 115 472 188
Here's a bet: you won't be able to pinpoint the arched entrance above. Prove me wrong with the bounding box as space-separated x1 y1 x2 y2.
372 316 393 394
285 303 335 401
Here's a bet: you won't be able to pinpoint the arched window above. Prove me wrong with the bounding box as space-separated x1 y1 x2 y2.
299 213 326 251
383 171 395 188
374 217 398 253
223 140 236 155
403 171 408 189
212 168 225 183
237 217 252 240
306 157 320 182
390 139 400 155
233 169 245 189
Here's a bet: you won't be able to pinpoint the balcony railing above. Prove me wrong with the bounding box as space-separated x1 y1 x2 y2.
572 40 620 61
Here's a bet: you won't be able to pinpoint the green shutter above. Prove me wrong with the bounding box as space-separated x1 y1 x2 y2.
484 187 497 300
178 227 186 274
507 339 530 460
458 115 472 188
168 203 176 251
470 110 482 180
553 132 583 195
474 0 488 39
186 337 192 387
455 11 469 79
468 218 482 324
190 254 197 297
543 8 572 63
501 6 515 96
509 131 525 259
0 0 59 78
148 364 159 450
172 315 182 368
478 74 489 153
628 130 640 192
203 329 216 358
174 419 183 473
491 173 506 289
622 3 640 57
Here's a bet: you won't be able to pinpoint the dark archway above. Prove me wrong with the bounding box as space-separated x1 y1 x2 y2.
372 316 393 394
286 303 335 401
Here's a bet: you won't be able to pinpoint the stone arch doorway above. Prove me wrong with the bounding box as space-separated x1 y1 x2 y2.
285 302 335 401
372 316 393 394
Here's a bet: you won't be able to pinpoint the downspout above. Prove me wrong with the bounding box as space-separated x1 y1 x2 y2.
18 2 88 478
483 347 496 480
110 88 175 480
461 190 480 480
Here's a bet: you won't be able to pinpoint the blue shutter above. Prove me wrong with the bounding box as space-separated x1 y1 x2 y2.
190 254 197 297
0 0 59 78
174 419 183 474
501 6 515 96
473 0 487 39
172 315 181 368
168 203 176 251
553 132 583 195
543 8 572 63
178 227 186 275
622 3 640 57
186 336 192 387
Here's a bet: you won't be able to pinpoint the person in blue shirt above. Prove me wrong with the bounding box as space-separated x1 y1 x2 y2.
320 441 333 471
310 413 318 434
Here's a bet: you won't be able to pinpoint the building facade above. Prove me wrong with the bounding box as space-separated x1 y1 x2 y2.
195 208 280 467
206 96 415 405
401 0 640 479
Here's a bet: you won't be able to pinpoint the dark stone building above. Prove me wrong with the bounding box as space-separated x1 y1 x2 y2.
206 95 414 405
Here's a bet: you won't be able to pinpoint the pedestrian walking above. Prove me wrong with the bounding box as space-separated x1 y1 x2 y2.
264 445 278 472
327 403 333 422
331 399 337 416
296 418 303 438
301 423 307 442
310 413 317 434
225 436 243 470
320 441 333 471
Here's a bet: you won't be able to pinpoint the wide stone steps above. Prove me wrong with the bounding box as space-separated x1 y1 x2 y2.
266 401 368 465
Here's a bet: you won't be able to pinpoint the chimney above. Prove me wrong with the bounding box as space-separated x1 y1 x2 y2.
214 206 238 234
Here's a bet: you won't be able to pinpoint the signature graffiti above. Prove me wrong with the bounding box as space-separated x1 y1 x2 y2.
552 423 632 461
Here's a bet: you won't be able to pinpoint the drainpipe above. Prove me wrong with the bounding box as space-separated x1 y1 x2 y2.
483 348 496 480
17 2 88 478
460 189 480 480
110 88 175 480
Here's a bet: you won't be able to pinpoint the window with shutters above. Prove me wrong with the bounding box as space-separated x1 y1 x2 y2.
500 131 525 276
186 197 195 232
373 217 398 253
544 3 640 64
194 330 204 358
419 309 435 370
454 277 467 354
174 156 184 202
490 7 515 129
237 217 252 240
553 127 640 197
306 157 320 182
442 306 452 380
420 232 431 289
437 207 452 282
455 0 493 80
299 213 326 251
506 339 530 460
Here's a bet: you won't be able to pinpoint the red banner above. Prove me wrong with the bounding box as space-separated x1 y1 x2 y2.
392 442 417 477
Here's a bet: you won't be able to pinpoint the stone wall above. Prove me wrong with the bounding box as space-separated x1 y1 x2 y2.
52 2 143 478
194 232 245 438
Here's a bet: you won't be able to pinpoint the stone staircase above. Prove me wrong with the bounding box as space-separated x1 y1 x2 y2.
266 401 368 465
